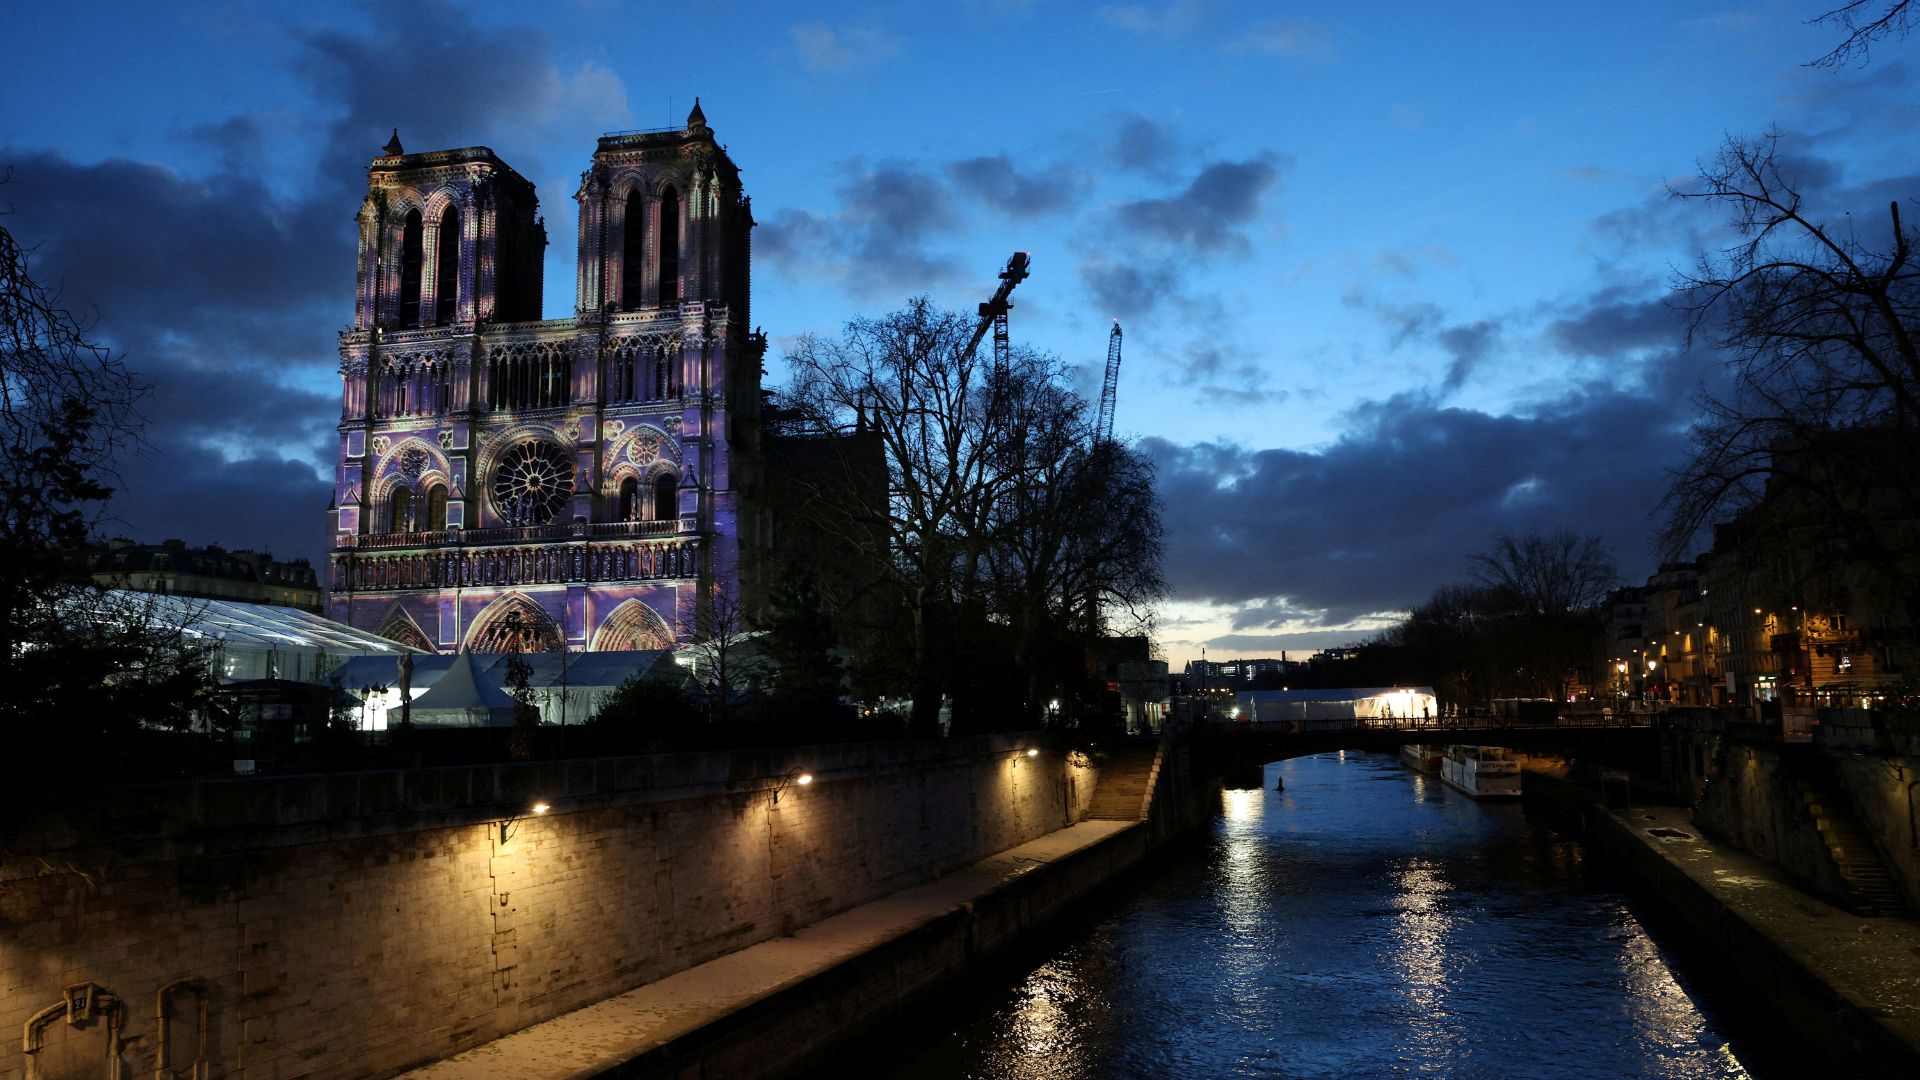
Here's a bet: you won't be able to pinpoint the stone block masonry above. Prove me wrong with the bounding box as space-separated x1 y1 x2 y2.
0 735 1090 1079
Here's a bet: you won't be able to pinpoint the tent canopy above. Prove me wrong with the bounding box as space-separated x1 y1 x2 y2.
409 650 520 728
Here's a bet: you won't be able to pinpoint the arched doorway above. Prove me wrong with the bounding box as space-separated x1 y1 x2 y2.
467 593 566 653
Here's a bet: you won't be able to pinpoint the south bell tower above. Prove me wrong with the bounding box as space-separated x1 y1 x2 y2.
327 103 759 654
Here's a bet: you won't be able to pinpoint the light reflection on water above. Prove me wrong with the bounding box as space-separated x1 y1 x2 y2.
881 752 1757 1080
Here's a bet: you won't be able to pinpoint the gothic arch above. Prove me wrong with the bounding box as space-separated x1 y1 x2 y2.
600 424 679 499
420 185 463 220
620 186 647 311
467 592 566 653
591 598 676 652
373 438 453 498
375 604 435 652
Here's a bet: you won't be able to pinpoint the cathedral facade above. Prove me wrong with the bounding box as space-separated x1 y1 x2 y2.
325 102 761 653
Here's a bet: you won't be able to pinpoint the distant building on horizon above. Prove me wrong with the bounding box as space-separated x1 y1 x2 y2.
90 537 321 612
324 102 764 654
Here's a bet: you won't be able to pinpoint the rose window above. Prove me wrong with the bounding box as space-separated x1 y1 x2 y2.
491 441 575 525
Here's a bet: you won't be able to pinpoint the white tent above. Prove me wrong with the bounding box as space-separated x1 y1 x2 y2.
408 649 521 728
332 649 678 729
1236 686 1438 724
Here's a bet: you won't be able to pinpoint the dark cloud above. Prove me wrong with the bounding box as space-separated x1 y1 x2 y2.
1108 112 1183 175
756 160 963 297
1163 343 1287 408
839 162 955 243
1079 257 1181 319
2 151 338 563
293 5 627 205
1114 156 1283 254
1547 290 1683 358
1145 379 1694 624
2 153 348 363
1435 320 1498 391
946 155 1088 217
1344 291 1501 394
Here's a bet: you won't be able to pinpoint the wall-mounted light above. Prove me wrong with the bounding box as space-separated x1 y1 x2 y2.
498 799 551 845
1026 748 1040 758
770 768 813 805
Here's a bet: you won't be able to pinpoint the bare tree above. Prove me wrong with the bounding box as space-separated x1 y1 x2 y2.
1659 134 1919 610
1467 530 1617 614
682 583 769 725
980 370 1166 723
780 295 1167 730
1809 1 1913 66
782 297 1026 729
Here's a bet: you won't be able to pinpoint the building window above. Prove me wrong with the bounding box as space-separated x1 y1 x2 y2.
424 483 448 532
398 209 424 328
653 473 676 522
621 188 645 310
388 485 414 532
434 205 460 325
620 476 641 522
657 186 679 306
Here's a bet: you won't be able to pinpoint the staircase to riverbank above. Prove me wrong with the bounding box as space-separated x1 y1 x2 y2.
1795 767 1905 916
1084 739 1163 822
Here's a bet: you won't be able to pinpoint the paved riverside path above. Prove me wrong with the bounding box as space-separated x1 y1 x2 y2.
402 819 1137 1079
1615 805 1920 1055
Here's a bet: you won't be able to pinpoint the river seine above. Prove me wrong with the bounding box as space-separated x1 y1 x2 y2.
879 751 1769 1079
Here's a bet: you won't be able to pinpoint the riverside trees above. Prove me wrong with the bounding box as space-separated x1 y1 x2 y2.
778 297 1165 732
1376 531 1615 705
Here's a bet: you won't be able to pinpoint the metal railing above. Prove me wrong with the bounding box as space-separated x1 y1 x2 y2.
340 518 689 551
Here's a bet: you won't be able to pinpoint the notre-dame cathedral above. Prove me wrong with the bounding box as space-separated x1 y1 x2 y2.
325 101 762 653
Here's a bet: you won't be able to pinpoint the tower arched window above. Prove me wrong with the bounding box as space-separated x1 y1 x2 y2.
398 209 424 328
621 189 645 311
619 477 641 522
424 483 448 532
388 485 415 533
657 186 679 306
434 205 460 325
653 473 677 523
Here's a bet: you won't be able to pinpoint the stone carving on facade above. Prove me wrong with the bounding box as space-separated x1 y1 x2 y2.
438 428 455 449
627 432 663 467
371 435 391 456
399 446 431 481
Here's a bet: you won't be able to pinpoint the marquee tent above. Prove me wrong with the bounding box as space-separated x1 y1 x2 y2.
407 649 521 728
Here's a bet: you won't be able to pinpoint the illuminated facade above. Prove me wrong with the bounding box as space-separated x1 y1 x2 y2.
326 102 762 652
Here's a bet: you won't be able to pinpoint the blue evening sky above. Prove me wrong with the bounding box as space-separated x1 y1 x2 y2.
2 1 1913 663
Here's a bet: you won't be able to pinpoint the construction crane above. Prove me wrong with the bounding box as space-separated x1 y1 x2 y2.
1095 320 1123 445
965 251 1031 372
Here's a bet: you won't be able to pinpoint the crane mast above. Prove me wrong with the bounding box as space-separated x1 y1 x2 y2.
1096 320 1123 444
965 251 1031 372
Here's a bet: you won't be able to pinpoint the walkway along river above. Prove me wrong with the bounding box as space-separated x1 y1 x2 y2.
874 751 1776 1079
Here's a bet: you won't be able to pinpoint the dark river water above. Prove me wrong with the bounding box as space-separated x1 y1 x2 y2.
878 752 1766 1080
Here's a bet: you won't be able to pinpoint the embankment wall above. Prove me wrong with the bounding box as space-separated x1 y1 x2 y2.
0 736 1094 1079
1572 798 1918 1073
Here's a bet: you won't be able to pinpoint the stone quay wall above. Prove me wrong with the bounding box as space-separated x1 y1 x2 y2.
0 736 1094 1080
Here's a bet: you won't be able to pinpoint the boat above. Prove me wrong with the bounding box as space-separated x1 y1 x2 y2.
1440 745 1523 798
1399 743 1442 773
